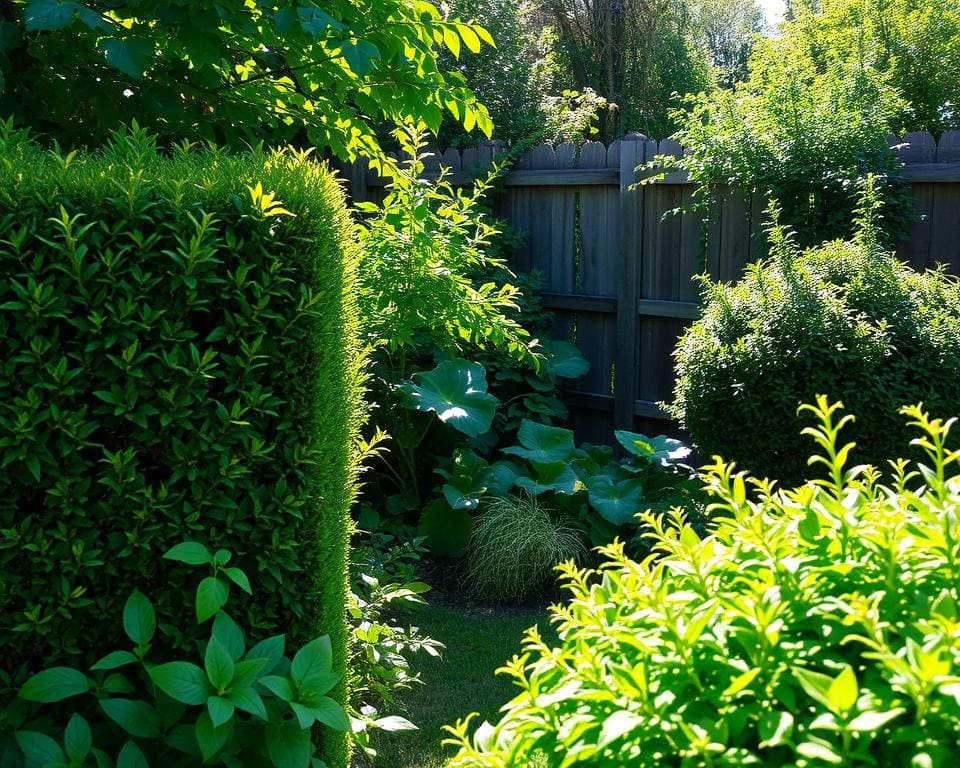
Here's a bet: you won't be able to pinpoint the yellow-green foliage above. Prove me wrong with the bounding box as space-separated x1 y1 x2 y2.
447 398 960 767
0 124 363 766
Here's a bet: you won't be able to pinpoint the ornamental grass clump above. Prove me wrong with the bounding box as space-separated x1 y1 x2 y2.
447 397 960 767
467 494 586 601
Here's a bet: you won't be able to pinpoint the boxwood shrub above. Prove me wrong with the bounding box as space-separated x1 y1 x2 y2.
0 125 363 765
447 398 960 767
671 190 960 484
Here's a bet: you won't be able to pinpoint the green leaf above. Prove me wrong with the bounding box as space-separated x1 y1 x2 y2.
614 431 691 464
598 710 643 748
122 589 156 646
196 577 229 623
259 675 295 702
266 720 312 768
212 612 245 661
24 0 79 31
99 37 154 78
100 698 161 738
64 714 92 762
15 731 66 765
149 662 212 705
229 686 268 719
297 6 344 37
503 420 576 463
398 360 499 438
792 667 834 711
418 499 471 556
586 476 645 525
246 635 286 674
373 715 418 732
19 666 89 702
797 740 843 764
164 541 212 565
195 711 233 763
205 637 235 690
340 40 381 76
515 461 581 496
207 696 235 728
92 650 139 671
297 671 342 704
758 710 794 747
848 708 905 732
303 697 350 731
290 636 332 687
542 340 590 379
224 567 252 595
827 665 859 713
116 741 148 768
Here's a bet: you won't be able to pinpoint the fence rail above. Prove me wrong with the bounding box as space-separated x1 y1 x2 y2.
343 131 960 443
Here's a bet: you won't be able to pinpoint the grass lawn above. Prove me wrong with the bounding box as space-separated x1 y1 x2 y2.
364 600 557 768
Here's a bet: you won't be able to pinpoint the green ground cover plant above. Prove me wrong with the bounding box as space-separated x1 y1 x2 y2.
446 397 960 766
672 181 960 484
0 124 363 766
8 544 349 767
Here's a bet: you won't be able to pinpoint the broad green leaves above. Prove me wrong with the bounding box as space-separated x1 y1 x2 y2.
16 550 351 768
399 360 499 438
503 420 576 464
11 0 496 158
19 667 88 702
123 590 156 647
614 431 691 465
586 477 645 525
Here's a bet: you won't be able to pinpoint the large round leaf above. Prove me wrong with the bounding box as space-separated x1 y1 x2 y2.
398 360 499 438
503 420 576 464
587 476 645 525
418 499 472 555
614 431 691 466
514 461 581 496
542 340 590 379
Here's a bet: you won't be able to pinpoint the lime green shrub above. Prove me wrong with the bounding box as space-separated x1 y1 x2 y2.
0 126 363 765
447 398 960 767
672 186 960 484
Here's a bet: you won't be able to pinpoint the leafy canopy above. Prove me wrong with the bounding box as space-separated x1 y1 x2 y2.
2 0 494 157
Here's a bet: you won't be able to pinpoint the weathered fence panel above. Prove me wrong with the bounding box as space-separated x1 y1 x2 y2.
344 131 960 443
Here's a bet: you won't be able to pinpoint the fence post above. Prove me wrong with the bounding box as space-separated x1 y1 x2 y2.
615 133 646 432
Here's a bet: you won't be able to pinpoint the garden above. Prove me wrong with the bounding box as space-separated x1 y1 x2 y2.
2 0 960 766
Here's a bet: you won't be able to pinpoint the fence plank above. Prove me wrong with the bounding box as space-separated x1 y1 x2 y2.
615 134 647 433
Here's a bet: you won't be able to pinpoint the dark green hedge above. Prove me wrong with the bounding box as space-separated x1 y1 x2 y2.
672 216 960 484
0 127 362 765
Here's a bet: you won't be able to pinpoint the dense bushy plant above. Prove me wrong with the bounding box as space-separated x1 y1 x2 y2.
446 398 960 767
5 544 350 768
665 43 912 248
672 184 960 484
0 125 362 765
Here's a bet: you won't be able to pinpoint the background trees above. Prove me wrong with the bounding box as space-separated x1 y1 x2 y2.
0 0 495 157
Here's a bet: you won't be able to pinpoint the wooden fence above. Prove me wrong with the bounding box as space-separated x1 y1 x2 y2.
342 131 960 443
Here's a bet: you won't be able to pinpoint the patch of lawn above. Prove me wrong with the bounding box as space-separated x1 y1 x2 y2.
364 601 555 768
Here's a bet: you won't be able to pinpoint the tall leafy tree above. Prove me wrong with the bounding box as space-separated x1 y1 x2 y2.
0 0 495 157
774 0 960 135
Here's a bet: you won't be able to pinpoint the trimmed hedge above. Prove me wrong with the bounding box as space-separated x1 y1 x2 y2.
0 127 363 766
671 202 960 483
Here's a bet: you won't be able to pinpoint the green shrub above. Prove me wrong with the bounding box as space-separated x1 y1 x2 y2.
0 125 363 765
466 494 586 601
446 398 960 767
672 185 960 484
10 544 350 767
